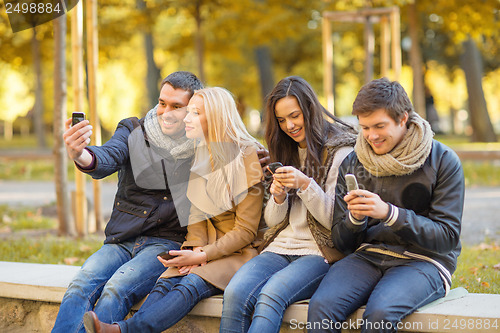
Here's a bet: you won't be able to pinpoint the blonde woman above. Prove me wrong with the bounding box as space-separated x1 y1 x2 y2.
83 87 264 333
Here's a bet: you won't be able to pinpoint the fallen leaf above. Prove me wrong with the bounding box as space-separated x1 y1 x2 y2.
64 257 79 265
469 267 479 275
79 245 91 252
493 263 500 270
481 282 490 288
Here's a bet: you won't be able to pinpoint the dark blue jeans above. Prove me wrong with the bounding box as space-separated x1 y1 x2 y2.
220 252 330 333
308 252 446 333
52 236 181 333
116 273 221 332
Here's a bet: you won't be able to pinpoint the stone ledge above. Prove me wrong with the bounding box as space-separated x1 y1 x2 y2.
1 261 499 332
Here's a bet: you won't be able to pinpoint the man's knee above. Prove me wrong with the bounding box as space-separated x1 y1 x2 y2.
308 292 330 321
363 306 399 330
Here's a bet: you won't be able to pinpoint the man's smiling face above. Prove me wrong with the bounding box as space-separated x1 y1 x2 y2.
358 108 409 155
156 83 192 138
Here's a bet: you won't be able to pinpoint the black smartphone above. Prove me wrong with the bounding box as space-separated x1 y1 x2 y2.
72 112 86 126
267 162 283 175
157 251 175 260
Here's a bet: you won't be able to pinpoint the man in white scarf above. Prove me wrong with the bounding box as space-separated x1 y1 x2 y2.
309 78 464 333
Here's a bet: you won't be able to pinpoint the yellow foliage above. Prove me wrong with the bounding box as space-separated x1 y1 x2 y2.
0 61 33 122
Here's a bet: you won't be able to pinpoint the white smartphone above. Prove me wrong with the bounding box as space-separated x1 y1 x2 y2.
345 174 359 193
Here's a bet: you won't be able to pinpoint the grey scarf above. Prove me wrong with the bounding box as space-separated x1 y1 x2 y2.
143 105 195 160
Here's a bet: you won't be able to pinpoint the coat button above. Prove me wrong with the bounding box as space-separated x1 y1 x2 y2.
117 202 120 206
143 211 147 215
163 197 168 200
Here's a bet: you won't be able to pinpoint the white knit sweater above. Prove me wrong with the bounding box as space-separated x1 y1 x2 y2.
263 146 353 257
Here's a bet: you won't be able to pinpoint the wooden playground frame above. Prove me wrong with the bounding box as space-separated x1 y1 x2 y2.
322 6 402 114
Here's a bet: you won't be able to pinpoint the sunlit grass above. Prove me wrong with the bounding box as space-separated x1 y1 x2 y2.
452 242 500 294
0 204 56 231
0 158 117 182
0 235 102 266
461 160 500 187
436 135 500 151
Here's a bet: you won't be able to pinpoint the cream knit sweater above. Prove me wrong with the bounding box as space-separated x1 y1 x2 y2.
263 146 353 257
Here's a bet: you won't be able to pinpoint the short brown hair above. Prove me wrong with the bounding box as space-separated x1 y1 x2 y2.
352 77 414 123
160 71 203 99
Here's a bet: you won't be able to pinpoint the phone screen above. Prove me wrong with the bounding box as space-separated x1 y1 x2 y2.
72 112 86 126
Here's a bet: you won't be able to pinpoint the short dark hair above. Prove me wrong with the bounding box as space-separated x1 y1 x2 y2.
352 77 414 123
161 71 204 98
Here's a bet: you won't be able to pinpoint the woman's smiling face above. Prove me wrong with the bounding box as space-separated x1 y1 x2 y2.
183 95 208 140
274 96 306 148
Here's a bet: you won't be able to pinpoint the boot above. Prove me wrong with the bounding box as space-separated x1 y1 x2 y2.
83 311 121 333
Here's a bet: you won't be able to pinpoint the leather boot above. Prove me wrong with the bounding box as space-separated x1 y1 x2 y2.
83 311 121 333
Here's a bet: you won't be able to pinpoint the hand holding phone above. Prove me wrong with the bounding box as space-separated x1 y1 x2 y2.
157 251 175 260
72 112 86 126
267 162 283 175
345 174 359 193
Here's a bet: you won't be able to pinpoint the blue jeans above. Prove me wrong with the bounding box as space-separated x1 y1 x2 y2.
51 236 181 333
116 273 221 332
308 252 446 333
220 252 330 333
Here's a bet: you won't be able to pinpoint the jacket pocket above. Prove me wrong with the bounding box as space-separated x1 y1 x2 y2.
105 200 154 242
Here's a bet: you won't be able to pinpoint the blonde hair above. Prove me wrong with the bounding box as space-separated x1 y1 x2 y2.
193 87 257 169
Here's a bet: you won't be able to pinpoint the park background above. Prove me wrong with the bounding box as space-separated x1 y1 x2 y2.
0 0 499 300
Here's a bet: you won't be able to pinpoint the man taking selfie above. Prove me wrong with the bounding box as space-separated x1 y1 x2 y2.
52 71 203 333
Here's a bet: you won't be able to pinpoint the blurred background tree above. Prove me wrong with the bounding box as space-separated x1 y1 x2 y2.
0 0 499 140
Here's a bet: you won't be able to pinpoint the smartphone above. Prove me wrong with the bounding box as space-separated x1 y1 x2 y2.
71 112 86 126
345 174 359 193
157 251 175 260
267 162 283 175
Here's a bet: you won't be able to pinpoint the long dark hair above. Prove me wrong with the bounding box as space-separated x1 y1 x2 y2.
265 76 355 177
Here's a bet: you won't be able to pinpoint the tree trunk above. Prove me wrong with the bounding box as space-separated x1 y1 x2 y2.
53 15 76 236
460 38 497 142
363 16 374 84
136 0 161 108
407 3 426 118
194 0 205 83
32 28 47 147
254 46 274 119
3 121 13 141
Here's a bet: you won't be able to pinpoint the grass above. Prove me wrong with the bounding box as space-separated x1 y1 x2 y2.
0 205 102 266
0 235 102 266
0 204 56 231
452 242 500 294
461 160 500 187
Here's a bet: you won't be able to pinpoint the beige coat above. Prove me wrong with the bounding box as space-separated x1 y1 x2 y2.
160 146 264 290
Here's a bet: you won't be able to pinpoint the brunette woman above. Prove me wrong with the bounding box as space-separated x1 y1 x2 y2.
220 76 356 333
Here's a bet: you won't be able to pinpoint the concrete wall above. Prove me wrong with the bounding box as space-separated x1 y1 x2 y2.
0 297 305 333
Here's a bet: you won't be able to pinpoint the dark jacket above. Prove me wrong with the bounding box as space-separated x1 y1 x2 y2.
78 117 190 244
332 140 464 285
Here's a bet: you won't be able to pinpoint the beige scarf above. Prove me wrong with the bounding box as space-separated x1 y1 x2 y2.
355 114 433 177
